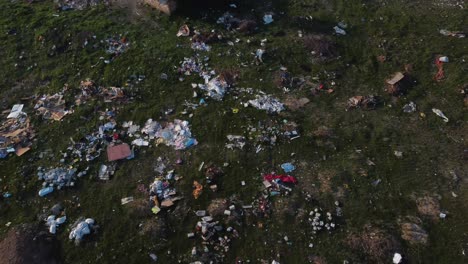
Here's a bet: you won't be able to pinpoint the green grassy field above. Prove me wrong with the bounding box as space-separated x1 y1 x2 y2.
0 0 467 263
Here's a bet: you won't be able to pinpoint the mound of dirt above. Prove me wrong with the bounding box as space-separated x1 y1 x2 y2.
0 224 62 264
346 225 400 264
415 195 440 219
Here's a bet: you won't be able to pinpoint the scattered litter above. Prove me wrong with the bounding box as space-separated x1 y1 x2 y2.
281 162 296 173
105 36 130 58
121 196 134 205
394 151 403 158
34 92 71 121
7 104 24 119
249 95 284 113
195 210 206 217
432 108 449 122
178 57 208 77
372 179 381 187
39 186 54 197
386 72 412 96
193 181 203 199
1 110 34 158
98 164 115 180
255 49 265 63
226 135 246 150
198 75 230 100
333 26 346 35
438 56 449 63
393 253 402 264
439 29 465 38
148 167 182 214
177 24 190 37
191 42 211 52
216 12 238 29
75 80 128 105
132 138 149 146
263 14 274 25
189 200 241 262
403 101 417 113
307 207 337 234
149 253 158 262
347 95 379 110
434 56 447 81
56 0 104 11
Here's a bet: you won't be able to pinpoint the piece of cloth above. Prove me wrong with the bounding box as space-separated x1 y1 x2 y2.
107 143 131 161
263 174 298 184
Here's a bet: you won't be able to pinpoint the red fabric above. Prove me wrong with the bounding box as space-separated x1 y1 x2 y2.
434 57 445 81
263 174 298 184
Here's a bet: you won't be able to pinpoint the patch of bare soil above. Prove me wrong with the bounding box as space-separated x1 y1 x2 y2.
0 224 62 264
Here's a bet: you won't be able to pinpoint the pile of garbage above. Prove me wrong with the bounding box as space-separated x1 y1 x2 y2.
105 36 130 57
178 57 207 76
262 174 298 196
347 95 379 110
66 120 118 162
129 119 197 150
69 218 97 245
197 75 230 100
403 101 417 113
156 120 198 150
0 107 34 158
249 95 285 113
148 173 182 214
75 80 127 105
34 92 72 121
189 206 241 262
37 167 87 196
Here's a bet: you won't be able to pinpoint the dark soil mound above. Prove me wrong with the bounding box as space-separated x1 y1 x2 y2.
0 224 62 264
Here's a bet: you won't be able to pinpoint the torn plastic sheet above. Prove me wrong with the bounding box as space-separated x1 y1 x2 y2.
249 95 284 113
198 75 230 100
